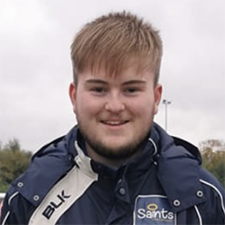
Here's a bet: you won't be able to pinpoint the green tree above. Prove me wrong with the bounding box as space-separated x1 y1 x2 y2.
199 139 225 188
0 139 32 192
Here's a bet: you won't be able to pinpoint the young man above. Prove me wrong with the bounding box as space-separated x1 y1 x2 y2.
1 11 225 225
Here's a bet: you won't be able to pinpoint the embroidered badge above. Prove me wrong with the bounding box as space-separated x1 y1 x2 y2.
133 195 176 225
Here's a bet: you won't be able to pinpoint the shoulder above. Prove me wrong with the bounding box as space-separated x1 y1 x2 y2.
13 135 76 206
154 123 225 216
1 128 78 224
199 167 225 203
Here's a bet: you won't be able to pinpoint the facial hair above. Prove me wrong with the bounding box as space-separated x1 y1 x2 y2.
78 125 150 161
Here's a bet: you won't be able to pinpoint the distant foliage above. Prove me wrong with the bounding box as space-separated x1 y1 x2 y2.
0 139 32 192
199 139 225 188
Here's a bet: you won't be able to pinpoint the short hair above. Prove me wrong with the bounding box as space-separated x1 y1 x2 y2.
70 11 163 85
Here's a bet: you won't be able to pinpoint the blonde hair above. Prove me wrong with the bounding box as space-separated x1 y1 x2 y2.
70 11 163 85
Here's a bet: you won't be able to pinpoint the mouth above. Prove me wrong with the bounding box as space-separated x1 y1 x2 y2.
101 120 129 126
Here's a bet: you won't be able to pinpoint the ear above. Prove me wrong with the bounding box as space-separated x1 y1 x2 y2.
154 84 162 115
69 82 77 114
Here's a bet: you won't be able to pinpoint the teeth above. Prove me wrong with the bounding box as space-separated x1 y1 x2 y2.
104 121 125 125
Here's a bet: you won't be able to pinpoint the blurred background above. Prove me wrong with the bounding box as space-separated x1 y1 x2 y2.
0 0 224 152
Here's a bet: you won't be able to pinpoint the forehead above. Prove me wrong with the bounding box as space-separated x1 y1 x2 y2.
81 57 155 80
80 64 155 85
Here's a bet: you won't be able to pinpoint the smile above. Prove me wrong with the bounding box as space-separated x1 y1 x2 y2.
101 121 128 126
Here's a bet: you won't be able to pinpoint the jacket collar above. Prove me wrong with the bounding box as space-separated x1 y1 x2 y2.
74 126 159 180
154 123 206 212
74 123 206 212
16 124 206 211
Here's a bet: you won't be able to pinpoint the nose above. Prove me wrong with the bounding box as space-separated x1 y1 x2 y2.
105 94 125 113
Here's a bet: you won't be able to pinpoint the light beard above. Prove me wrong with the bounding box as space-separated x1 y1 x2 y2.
78 127 150 161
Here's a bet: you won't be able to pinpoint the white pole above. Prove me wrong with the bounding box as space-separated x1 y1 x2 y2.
162 99 171 131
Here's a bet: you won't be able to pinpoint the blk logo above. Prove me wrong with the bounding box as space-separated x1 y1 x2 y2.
42 190 71 219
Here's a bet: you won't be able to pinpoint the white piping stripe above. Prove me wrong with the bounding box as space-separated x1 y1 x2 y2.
1 211 10 225
1 191 19 225
148 138 158 156
200 179 225 215
194 205 202 225
8 191 19 205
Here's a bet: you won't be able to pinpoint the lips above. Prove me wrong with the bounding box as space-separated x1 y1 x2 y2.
101 120 128 126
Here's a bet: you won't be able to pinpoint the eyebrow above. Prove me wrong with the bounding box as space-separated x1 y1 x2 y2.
85 79 108 85
85 79 146 85
122 80 146 85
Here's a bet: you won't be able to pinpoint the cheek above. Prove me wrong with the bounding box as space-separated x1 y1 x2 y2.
76 94 104 116
128 96 155 116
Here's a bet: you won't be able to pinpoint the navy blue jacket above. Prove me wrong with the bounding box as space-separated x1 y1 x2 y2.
1 123 225 225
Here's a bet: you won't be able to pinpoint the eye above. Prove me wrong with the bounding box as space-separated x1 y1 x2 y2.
90 86 107 95
124 87 140 94
126 88 137 93
123 85 144 96
93 87 105 93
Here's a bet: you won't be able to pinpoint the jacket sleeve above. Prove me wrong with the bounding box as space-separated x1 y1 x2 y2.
1 188 12 224
199 168 225 224
207 183 225 224
0 185 34 225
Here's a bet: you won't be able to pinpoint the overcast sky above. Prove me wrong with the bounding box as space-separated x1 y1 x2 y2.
0 0 224 152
